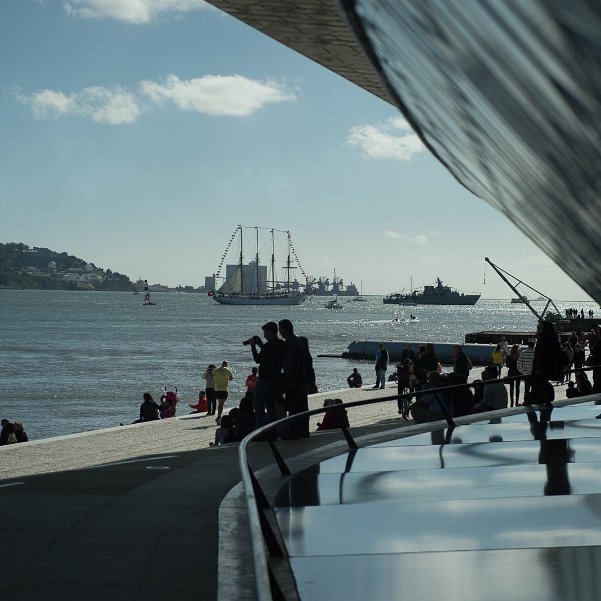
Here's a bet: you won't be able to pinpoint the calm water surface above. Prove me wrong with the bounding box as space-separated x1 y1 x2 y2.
0 290 595 440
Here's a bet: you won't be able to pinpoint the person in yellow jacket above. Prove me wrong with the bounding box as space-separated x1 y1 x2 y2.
491 344 504 377
213 360 233 424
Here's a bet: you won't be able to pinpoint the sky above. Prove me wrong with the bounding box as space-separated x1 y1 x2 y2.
0 0 594 300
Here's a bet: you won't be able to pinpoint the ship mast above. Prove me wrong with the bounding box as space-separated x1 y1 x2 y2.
286 232 291 293
239 225 244 296
271 229 275 295
255 227 259 297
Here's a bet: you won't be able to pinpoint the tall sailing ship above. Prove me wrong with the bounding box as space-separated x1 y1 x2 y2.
210 225 308 305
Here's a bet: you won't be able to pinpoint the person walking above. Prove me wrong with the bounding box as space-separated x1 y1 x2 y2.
202 364 217 416
213 361 233 424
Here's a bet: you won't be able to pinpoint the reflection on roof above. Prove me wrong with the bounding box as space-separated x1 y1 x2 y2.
273 401 601 600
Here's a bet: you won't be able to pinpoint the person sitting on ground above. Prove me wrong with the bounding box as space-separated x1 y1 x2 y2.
211 415 238 446
0 419 17 445
159 390 178 419
13 422 28 443
316 399 350 431
565 381 579 398
233 396 256 439
346 368 363 388
133 392 160 423
189 390 208 414
574 371 593 396
410 371 453 424
473 365 508 412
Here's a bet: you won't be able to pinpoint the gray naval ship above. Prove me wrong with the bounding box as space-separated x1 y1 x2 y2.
383 277 480 305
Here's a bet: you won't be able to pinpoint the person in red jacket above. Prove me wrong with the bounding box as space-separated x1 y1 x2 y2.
189 390 208 414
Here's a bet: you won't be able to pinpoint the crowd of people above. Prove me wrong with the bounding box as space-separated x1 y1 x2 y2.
131 319 324 444
350 322 601 425
124 320 601 444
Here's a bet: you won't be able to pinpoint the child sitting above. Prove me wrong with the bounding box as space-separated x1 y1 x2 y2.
189 390 208 414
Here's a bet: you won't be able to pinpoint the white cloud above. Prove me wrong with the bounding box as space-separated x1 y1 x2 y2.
385 229 429 245
140 74 295 116
63 0 211 24
26 86 140 124
21 74 294 124
29 89 75 118
347 116 425 161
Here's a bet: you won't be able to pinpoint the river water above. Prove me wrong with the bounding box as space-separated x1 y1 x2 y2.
1 290 595 440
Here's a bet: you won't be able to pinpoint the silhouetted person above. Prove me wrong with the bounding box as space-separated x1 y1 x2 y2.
347 368 362 388
278 319 310 439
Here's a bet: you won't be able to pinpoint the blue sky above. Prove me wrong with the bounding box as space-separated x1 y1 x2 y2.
0 0 593 300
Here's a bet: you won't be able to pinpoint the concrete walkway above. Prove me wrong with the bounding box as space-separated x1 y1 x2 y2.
0 376 569 600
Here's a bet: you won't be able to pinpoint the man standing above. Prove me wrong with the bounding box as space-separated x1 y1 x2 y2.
518 340 536 397
278 319 310 439
373 344 389 389
249 322 286 428
452 345 472 384
213 360 233 424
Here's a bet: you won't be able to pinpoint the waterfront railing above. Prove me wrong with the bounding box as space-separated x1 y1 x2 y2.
238 366 600 600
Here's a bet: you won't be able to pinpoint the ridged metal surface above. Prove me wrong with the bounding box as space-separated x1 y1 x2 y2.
344 0 601 301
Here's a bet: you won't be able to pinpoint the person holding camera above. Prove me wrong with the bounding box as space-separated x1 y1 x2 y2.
246 322 286 428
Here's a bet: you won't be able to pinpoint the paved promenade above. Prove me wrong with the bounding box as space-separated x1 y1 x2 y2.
0 375 569 600
0 381 409 601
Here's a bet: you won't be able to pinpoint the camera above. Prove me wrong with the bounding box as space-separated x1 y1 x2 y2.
243 335 261 346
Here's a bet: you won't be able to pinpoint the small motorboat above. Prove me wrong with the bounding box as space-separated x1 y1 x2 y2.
324 298 343 309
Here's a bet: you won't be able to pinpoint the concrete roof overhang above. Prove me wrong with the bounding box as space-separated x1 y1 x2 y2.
204 0 393 104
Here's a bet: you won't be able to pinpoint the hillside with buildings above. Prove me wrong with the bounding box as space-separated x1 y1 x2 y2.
0 242 135 291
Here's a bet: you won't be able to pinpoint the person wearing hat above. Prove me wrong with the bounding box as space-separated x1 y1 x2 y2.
474 365 508 412
249 322 287 428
